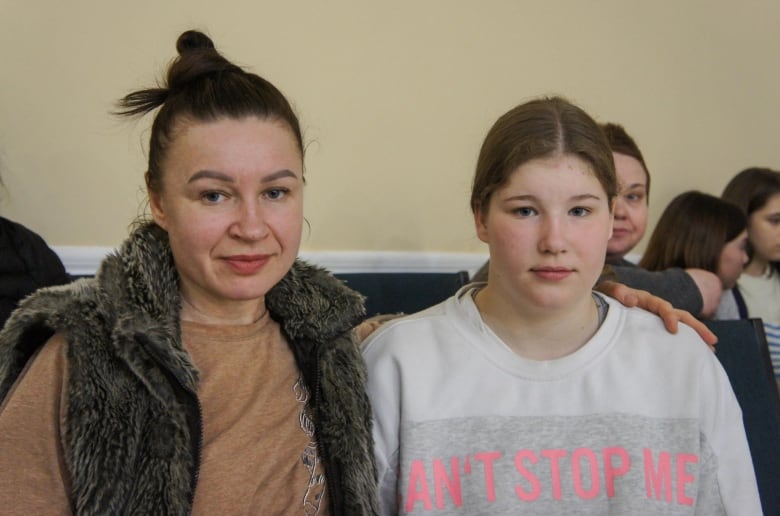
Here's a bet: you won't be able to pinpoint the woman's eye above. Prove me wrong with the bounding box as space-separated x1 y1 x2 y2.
202 191 225 203
570 207 590 217
625 193 643 203
264 188 288 200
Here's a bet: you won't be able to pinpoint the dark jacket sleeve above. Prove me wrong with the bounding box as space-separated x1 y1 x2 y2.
610 264 703 314
0 217 71 327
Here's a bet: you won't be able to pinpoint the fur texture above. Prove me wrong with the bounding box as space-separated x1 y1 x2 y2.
0 223 379 515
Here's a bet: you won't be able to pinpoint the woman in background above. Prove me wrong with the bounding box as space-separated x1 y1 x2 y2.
638 191 748 320
601 123 722 317
0 174 70 327
722 167 780 392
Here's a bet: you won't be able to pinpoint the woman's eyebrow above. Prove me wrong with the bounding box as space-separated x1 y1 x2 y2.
261 169 297 183
186 169 297 184
187 170 233 183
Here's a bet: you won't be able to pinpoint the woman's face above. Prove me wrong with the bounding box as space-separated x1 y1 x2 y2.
606 152 648 262
747 192 780 267
475 154 613 315
717 230 749 289
150 116 304 320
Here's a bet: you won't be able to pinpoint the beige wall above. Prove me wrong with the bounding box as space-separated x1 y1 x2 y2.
1 1 778 255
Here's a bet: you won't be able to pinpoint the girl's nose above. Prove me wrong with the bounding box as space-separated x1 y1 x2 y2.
538 217 566 254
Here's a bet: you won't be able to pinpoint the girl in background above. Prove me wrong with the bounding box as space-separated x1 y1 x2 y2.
638 191 748 319
363 97 759 515
722 167 780 392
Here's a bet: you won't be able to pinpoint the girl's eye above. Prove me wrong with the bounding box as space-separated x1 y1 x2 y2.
514 206 537 217
569 207 590 217
202 191 226 204
264 188 288 201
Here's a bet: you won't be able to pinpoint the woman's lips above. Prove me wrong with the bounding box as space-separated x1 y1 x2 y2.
223 255 270 275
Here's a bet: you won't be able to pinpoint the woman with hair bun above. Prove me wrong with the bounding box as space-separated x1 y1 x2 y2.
0 31 714 514
0 30 378 514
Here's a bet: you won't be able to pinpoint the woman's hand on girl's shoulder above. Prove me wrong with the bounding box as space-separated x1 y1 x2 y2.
596 280 718 349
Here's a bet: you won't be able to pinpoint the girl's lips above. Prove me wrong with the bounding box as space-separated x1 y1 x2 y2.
532 267 573 281
223 255 270 275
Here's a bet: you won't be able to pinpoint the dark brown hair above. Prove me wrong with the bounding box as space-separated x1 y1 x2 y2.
722 167 780 274
471 96 616 216
115 30 303 195
639 191 746 273
601 122 650 200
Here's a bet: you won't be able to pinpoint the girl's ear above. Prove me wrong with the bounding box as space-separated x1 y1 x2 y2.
607 197 616 239
474 205 490 244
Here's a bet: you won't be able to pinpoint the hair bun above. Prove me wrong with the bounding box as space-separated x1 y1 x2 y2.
176 30 215 55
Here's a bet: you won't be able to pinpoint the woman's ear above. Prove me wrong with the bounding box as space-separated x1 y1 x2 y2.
147 174 168 230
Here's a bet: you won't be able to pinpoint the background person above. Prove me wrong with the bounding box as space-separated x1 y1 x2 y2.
601 123 722 317
638 191 748 320
722 167 780 393
0 174 70 327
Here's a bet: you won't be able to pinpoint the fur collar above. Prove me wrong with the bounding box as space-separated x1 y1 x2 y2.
1 222 366 397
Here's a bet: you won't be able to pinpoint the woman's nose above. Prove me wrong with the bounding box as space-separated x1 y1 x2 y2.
229 202 270 241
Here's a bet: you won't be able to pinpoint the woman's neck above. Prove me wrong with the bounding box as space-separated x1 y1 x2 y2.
474 286 600 361
179 295 268 325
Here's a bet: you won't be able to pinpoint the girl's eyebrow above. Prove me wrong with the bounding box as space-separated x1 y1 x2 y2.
505 193 603 202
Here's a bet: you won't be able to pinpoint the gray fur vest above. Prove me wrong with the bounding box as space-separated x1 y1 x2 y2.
0 223 379 515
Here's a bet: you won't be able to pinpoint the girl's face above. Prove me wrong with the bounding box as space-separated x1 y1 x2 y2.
717 230 749 289
747 192 780 267
150 116 304 321
475 154 613 315
607 152 648 262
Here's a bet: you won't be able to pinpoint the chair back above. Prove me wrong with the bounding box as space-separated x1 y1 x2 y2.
705 318 780 515
335 271 470 318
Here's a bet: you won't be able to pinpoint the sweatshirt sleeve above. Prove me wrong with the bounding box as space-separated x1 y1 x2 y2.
696 351 763 514
362 330 403 515
0 335 72 514
611 265 703 314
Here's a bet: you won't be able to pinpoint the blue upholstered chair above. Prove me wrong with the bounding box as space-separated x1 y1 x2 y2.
705 318 780 514
334 271 470 318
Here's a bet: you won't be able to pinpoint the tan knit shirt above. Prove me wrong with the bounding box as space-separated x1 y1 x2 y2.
0 312 330 515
